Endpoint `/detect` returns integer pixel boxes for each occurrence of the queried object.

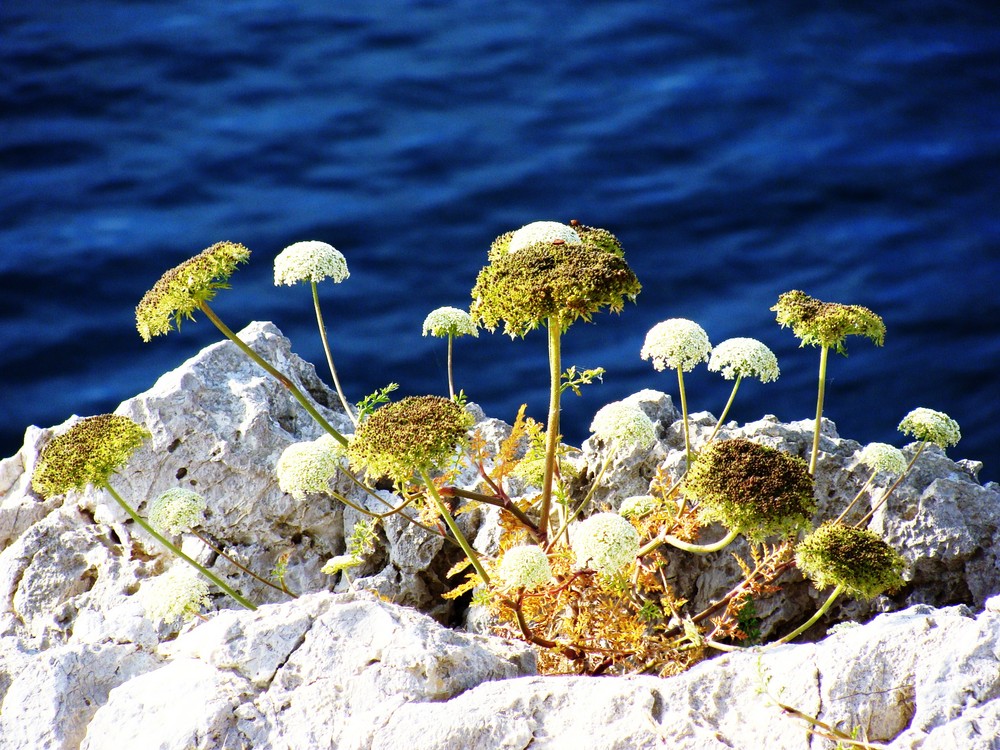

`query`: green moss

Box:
[683,438,816,541]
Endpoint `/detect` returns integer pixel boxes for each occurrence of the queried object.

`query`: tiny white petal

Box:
[857,443,907,475]
[140,566,210,623]
[589,401,656,451]
[496,545,553,590]
[619,495,659,519]
[147,488,207,535]
[276,437,346,500]
[898,407,961,449]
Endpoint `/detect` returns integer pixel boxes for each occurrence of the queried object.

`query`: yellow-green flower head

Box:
[148,488,207,535]
[795,521,905,600]
[683,438,816,542]
[571,512,640,576]
[771,290,885,355]
[708,337,780,383]
[640,318,712,373]
[321,554,363,575]
[472,240,641,338]
[32,414,149,498]
[496,545,553,590]
[273,240,349,285]
[506,221,582,254]
[140,565,211,624]
[136,241,251,342]
[348,395,474,483]
[589,401,656,451]
[898,407,961,449]
[619,494,659,520]
[857,442,907,475]
[422,306,479,338]
[276,436,346,500]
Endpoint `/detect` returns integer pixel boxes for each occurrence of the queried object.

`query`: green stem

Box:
[199,302,348,448]
[103,482,256,610]
[856,442,926,527]
[833,471,877,526]
[446,333,456,401]
[538,318,563,541]
[659,528,739,555]
[677,368,692,471]
[705,376,742,446]
[777,583,844,644]
[546,449,615,553]
[311,281,357,426]
[420,468,490,584]
[809,346,830,476]
[192,530,297,598]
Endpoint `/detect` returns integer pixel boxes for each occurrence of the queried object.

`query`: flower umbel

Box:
[898,407,961,449]
[276,436,347,500]
[140,565,211,624]
[422,307,479,338]
[505,221,582,255]
[619,494,659,519]
[795,522,905,600]
[589,401,656,452]
[496,545,553,590]
[683,439,816,542]
[640,319,711,373]
[274,241,349,285]
[772,290,885,355]
[857,442,907,475]
[136,241,250,341]
[708,338,780,383]
[572,512,640,577]
[32,414,149,497]
[148,488,208,535]
[349,395,473,483]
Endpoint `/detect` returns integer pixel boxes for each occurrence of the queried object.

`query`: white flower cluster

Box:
[140,565,210,623]
[421,306,479,338]
[507,221,581,253]
[147,487,207,535]
[589,401,656,451]
[571,512,640,576]
[898,407,961,449]
[640,318,711,373]
[273,241,350,285]
[276,434,349,500]
[707,337,780,383]
[496,545,553,590]
[619,494,659,519]
[858,442,907,475]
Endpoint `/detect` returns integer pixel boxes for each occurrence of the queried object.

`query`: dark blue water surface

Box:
[2,1,999,480]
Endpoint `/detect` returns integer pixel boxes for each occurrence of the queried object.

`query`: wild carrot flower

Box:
[273,240,349,285]
[140,565,211,624]
[148,488,207,535]
[619,494,659,519]
[136,241,250,341]
[795,522,904,600]
[422,307,478,338]
[31,414,149,498]
[858,442,907,475]
[640,319,711,373]
[708,337,779,383]
[496,545,553,590]
[572,512,640,576]
[898,407,961,449]
[502,220,582,255]
[589,401,656,452]
[276,436,347,500]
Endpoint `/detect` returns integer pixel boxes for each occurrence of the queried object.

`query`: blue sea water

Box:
[2,1,999,481]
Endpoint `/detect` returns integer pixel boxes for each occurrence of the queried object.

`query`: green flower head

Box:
[148,488,207,535]
[136,241,251,342]
[857,442,907,475]
[640,319,712,373]
[422,306,479,338]
[795,521,905,600]
[571,512,640,577]
[619,494,659,520]
[683,438,816,542]
[708,337,780,383]
[898,407,961,449]
[274,240,349,285]
[321,554,363,576]
[496,545,553,590]
[276,436,347,500]
[589,401,656,451]
[32,414,149,498]
[472,237,641,337]
[348,395,474,483]
[772,290,885,355]
[140,565,211,624]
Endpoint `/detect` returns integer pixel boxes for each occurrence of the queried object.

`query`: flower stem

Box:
[705,375,742,446]
[657,528,739,555]
[538,318,563,541]
[856,442,925,527]
[833,471,877,526]
[199,301,348,448]
[311,281,357,426]
[446,333,456,401]
[103,482,256,610]
[420,468,490,584]
[809,346,830,475]
[677,368,692,470]
[777,583,845,644]
[191,530,297,598]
